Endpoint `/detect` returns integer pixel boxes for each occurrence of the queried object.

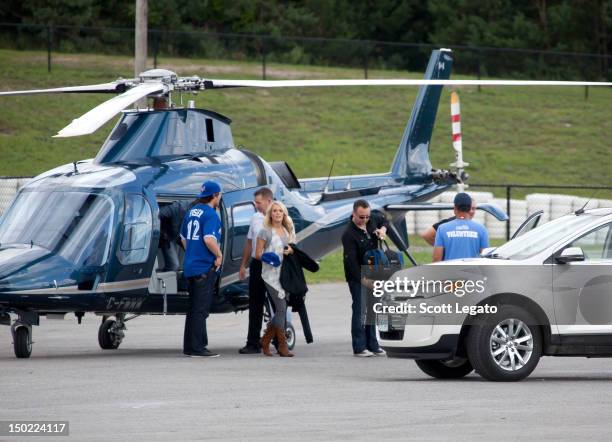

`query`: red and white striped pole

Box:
[450,91,468,190]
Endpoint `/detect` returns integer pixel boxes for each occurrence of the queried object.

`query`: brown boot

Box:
[260,323,275,357]
[276,326,294,357]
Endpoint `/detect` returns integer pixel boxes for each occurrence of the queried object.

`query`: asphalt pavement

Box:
[1,283,612,441]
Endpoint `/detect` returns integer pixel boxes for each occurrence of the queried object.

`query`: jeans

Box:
[246,259,267,347]
[348,280,380,354]
[160,241,180,271]
[264,283,287,330]
[183,267,217,353]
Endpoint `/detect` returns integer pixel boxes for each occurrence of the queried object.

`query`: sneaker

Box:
[188,349,220,358]
[353,350,374,357]
[239,344,261,354]
[371,348,386,357]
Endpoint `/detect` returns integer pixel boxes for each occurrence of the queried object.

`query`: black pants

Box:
[183,268,217,354]
[348,280,380,354]
[246,259,267,347]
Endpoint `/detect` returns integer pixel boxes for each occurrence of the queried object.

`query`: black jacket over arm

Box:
[280,244,319,344]
[341,211,389,284]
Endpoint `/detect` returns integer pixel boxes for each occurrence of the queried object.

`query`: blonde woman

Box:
[255,201,296,357]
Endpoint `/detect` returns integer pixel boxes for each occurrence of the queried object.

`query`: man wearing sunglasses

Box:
[341,199,388,357]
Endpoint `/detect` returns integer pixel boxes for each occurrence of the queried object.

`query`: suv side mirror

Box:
[556,247,585,264]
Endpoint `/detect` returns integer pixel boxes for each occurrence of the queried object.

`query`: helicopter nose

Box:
[0,246,75,293]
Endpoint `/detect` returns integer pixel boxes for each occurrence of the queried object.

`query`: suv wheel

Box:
[415,358,473,379]
[467,305,542,382]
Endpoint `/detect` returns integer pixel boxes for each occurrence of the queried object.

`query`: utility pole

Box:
[134,0,148,107]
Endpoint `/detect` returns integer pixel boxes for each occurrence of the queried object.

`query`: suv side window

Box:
[568,223,611,261]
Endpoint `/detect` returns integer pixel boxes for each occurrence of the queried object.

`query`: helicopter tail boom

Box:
[390,49,453,182]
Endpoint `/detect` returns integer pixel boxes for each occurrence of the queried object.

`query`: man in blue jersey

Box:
[180,180,223,358]
[433,192,489,262]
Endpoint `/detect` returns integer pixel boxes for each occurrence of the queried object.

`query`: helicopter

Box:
[0,48,606,359]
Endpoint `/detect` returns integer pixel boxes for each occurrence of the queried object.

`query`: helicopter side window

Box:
[118,194,153,265]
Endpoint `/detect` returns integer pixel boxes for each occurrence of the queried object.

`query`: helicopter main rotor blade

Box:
[204,78,612,88]
[0,82,124,96]
[54,83,165,138]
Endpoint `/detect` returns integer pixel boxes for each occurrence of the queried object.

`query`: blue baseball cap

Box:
[261,252,281,268]
[198,180,222,198]
[454,192,472,209]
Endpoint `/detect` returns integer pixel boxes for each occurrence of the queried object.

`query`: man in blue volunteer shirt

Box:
[433,192,489,262]
[180,180,223,358]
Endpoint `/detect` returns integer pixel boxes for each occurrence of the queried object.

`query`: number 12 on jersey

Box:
[186,220,200,240]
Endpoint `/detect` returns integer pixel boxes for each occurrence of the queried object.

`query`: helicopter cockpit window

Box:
[118,194,153,265]
[0,190,114,267]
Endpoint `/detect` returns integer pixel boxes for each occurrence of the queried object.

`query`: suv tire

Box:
[467,305,542,382]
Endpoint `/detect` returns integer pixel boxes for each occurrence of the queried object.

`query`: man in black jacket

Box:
[341,199,388,357]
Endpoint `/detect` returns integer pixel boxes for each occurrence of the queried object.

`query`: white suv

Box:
[378,208,612,381]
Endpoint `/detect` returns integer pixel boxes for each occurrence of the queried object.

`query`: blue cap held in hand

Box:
[261,252,281,267]
[198,180,222,198]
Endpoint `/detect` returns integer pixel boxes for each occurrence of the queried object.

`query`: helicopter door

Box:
[230,202,257,262]
[115,194,156,294]
[511,210,544,240]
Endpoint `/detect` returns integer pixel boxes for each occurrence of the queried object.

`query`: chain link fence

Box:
[0,177,31,215]
[0,23,610,81]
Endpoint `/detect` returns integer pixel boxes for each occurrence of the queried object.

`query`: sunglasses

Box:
[357,215,370,220]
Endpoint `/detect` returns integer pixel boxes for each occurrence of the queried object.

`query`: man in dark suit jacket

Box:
[341,199,388,358]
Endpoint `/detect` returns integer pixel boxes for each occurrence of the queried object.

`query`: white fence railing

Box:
[407,191,612,238]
